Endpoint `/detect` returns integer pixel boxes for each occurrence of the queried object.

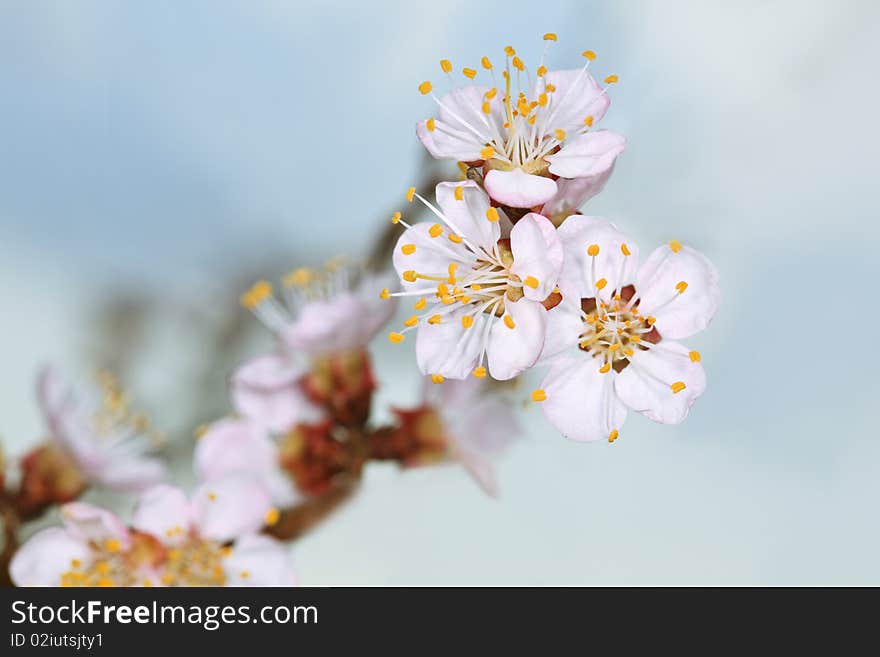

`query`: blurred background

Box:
[2,0,879,584]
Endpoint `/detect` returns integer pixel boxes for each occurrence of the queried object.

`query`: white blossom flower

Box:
[415,35,626,209]
[386,180,562,380]
[36,366,167,492]
[236,261,395,432]
[533,216,720,442]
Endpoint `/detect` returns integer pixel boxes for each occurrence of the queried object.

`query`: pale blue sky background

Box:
[1,1,878,584]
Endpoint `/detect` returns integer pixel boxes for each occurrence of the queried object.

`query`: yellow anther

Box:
[441,294,455,305]
[426,117,436,132]
[486,207,500,223]
[538,92,548,106]
[161,573,175,585]
[96,561,110,575]
[458,295,471,304]
[485,88,498,100]
[406,186,416,202]
[414,297,427,310]
[480,145,496,159]
[646,316,656,325]
[531,388,547,402]
[543,32,558,41]
[391,211,401,224]
[545,83,556,92]
[512,56,524,71]
[584,115,594,127]
[418,80,432,95]
[447,262,458,278]
[404,315,419,327]
[380,288,390,300]
[554,128,566,141]
[97,577,115,587]
[454,186,464,201]
[537,66,548,78]
[71,559,82,569]
[388,332,405,344]
[504,46,516,57]
[671,381,687,394]
[448,233,463,244]
[428,314,443,324]
[675,281,689,294]
[240,280,272,309]
[104,538,121,553]
[689,351,701,362]
[440,59,452,73]
[595,278,608,290]
[630,335,642,343]
[669,240,683,253]
[482,56,493,70]
[265,507,280,526]
[599,362,611,374]
[282,267,313,288]
[503,314,516,329]
[428,223,443,238]
[608,343,620,352]
[482,101,492,114]
[582,50,596,60]
[524,276,539,289]
[240,570,250,579]
[587,244,600,257]
[608,429,619,443]
[436,283,449,296]
[403,270,417,282]
[431,374,445,384]
[624,348,634,356]
[208,492,217,501]
[621,243,631,256]
[463,67,477,79]
[472,366,487,378]
[604,74,619,84]
[471,283,482,291]
[461,315,474,329]
[401,243,416,256]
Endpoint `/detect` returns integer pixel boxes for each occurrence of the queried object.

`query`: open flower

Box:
[11,478,295,587]
[387,181,562,380]
[371,377,521,497]
[534,216,720,442]
[415,35,626,209]
[34,366,167,493]
[235,261,394,432]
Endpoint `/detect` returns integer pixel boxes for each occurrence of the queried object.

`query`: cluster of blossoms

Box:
[386,35,720,443]
[1,35,719,587]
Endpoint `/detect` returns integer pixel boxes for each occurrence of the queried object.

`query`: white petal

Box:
[542,166,617,218]
[223,534,297,587]
[557,214,639,303]
[484,168,558,208]
[192,475,273,543]
[92,457,167,492]
[131,484,194,545]
[546,130,626,179]
[421,85,505,160]
[537,296,582,364]
[438,380,521,456]
[537,68,610,135]
[452,445,499,498]
[231,353,321,433]
[509,212,563,302]
[636,243,721,340]
[353,271,399,338]
[10,527,91,587]
[614,341,707,424]
[415,307,486,379]
[417,118,483,161]
[392,222,475,291]
[281,292,369,355]
[435,180,501,251]
[540,354,627,442]
[60,502,131,548]
[487,298,546,380]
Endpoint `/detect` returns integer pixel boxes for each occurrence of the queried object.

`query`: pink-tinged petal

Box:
[546,130,626,179]
[60,502,131,548]
[431,85,505,152]
[417,118,483,161]
[542,165,617,218]
[436,379,521,456]
[223,534,297,587]
[415,307,487,380]
[192,476,273,543]
[557,215,639,303]
[486,298,546,380]
[540,354,627,442]
[92,457,167,492]
[509,212,563,302]
[636,243,721,340]
[131,484,194,545]
[614,341,707,424]
[484,168,558,208]
[231,353,321,433]
[537,296,582,364]
[280,292,366,355]
[452,445,499,498]
[435,180,501,251]
[36,365,69,419]
[537,68,610,135]
[392,222,475,291]
[354,271,399,339]
[10,527,91,587]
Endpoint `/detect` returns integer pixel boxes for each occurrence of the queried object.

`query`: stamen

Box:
[486,207,500,222]
[670,381,687,394]
[440,59,452,73]
[669,240,683,253]
[503,314,516,329]
[608,429,619,443]
[431,374,445,384]
[587,244,600,256]
[689,351,701,362]
[418,81,432,95]
[472,367,487,378]
[675,281,688,294]
[463,67,477,79]
[531,389,547,402]
[388,332,405,344]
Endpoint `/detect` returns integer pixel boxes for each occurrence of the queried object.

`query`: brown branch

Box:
[266,478,359,542]
[0,494,21,588]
